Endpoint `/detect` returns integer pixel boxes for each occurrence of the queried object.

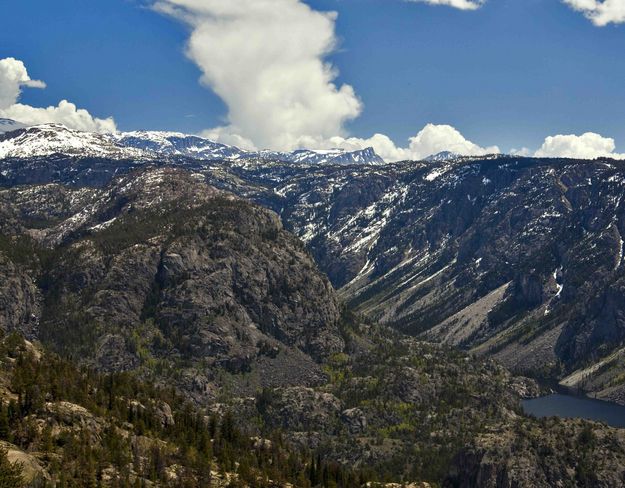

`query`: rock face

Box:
[1,440,48,484]
[0,252,40,338]
[444,418,625,488]
[0,168,343,400]
[261,386,343,432]
[221,155,625,391]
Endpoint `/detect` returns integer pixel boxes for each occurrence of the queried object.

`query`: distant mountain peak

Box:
[0,123,145,159]
[113,130,242,160]
[424,151,462,162]
[276,146,384,165]
[0,122,386,165]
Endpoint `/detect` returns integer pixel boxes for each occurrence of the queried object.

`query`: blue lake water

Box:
[522,393,625,428]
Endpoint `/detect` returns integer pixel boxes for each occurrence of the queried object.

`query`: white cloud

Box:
[510,147,532,157]
[404,0,485,10]
[563,0,625,26]
[154,0,362,151]
[1,101,117,134]
[405,123,499,159]
[199,126,257,151]
[534,132,625,159]
[0,57,116,133]
[0,57,46,110]
[303,124,499,162]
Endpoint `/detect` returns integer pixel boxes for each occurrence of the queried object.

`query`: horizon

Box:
[6,117,625,163]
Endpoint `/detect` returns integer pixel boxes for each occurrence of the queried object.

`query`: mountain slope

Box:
[213,155,625,397]
[3,131,625,400]
[4,164,625,486]
[0,168,343,402]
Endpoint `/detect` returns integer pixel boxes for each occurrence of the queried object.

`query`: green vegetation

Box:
[0,446,23,488]
[256,324,522,485]
[0,334,370,487]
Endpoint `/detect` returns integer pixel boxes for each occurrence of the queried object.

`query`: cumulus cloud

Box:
[154,0,362,151]
[0,57,46,109]
[563,0,625,26]
[404,0,485,11]
[404,123,499,159]
[534,132,625,159]
[510,147,532,157]
[0,57,116,133]
[200,126,257,151]
[1,100,117,133]
[301,124,499,161]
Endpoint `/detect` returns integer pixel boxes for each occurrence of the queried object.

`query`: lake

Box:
[522,393,625,428]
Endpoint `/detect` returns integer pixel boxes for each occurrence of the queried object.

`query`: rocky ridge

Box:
[0,168,343,402]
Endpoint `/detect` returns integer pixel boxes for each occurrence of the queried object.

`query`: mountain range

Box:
[2,120,625,486]
[3,121,625,401]
[0,122,385,165]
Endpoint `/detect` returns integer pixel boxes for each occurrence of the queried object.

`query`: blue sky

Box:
[0,0,624,160]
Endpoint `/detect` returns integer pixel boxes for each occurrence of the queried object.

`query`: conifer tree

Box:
[0,403,8,441]
[0,447,23,488]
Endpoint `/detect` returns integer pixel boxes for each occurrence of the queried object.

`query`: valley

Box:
[3,124,625,401]
[1,123,625,486]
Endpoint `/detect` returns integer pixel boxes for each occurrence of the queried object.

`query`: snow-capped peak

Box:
[285,147,384,165]
[0,123,146,159]
[113,130,244,160]
[424,151,462,162]
[0,122,386,165]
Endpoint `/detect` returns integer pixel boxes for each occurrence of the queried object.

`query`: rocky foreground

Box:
[2,323,625,487]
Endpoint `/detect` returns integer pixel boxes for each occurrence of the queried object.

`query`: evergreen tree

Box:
[0,447,23,488]
[0,403,8,441]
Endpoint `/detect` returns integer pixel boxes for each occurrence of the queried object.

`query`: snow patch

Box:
[89,217,118,232]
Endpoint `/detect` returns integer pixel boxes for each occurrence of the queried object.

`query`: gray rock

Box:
[0,253,40,338]
[0,168,345,402]
[341,407,367,434]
